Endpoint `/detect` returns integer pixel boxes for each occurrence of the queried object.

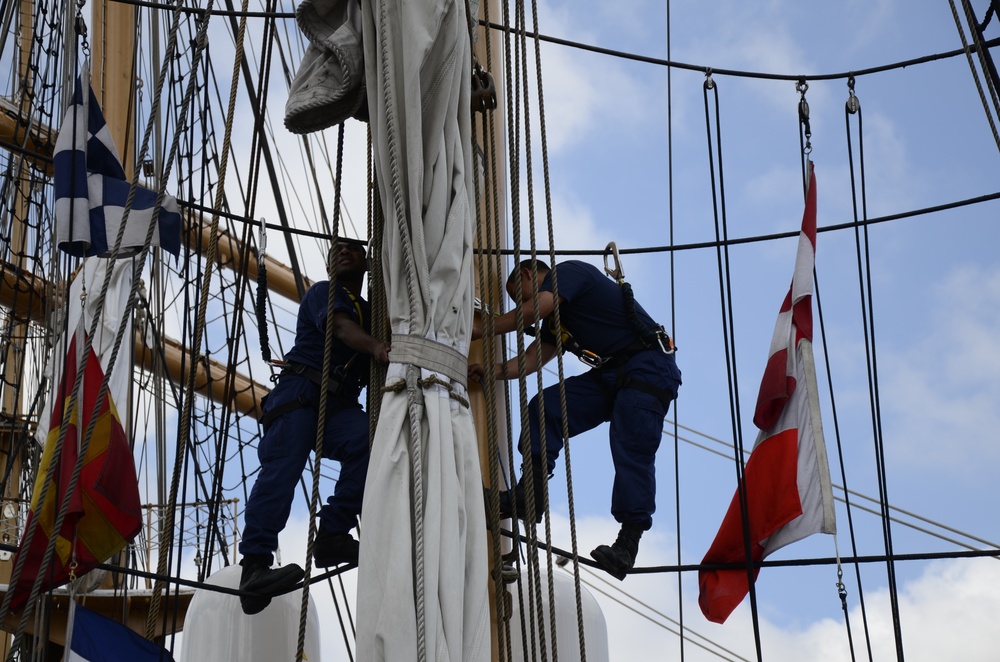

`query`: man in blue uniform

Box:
[471,259,681,580]
[239,238,390,614]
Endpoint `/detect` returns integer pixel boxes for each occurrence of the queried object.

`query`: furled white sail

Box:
[355,0,489,660]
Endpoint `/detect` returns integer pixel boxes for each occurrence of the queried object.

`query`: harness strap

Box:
[617,374,676,409]
[284,361,347,394]
[259,394,317,432]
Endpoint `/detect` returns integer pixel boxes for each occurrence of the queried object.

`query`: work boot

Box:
[498,461,547,524]
[239,555,304,615]
[314,529,359,567]
[590,523,644,581]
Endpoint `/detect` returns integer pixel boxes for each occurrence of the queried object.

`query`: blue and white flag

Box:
[53,63,181,258]
[65,602,175,662]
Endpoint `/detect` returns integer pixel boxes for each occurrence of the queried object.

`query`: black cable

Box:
[100,0,1000,83]
[703,75,763,662]
[473,190,1000,257]
[479,21,1000,82]
[842,81,878,662]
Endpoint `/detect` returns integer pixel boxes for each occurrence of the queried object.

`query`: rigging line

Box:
[815,252,865,662]
[664,0,686,659]
[525,0,589,656]
[109,0,1000,99]
[298,123,345,662]
[186,40,252,582]
[499,0,540,657]
[845,76,905,662]
[513,0,561,655]
[0,6,191,641]
[657,419,1000,553]
[573,563,753,662]
[221,0,307,301]
[479,20,1000,83]
[147,0,234,641]
[8,124,996,252]
[198,203,259,577]
[473,4,512,648]
[0,539,353,593]
[474,191,1000,257]
[963,0,1000,117]
[269,32,335,240]
[326,572,358,662]
[110,0,295,18]
[703,73,763,661]
[500,525,1000,576]
[950,0,1000,154]
[132,295,233,525]
[840,80,876,662]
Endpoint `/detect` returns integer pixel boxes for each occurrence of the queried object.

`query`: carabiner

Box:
[603,241,625,284]
[579,349,605,368]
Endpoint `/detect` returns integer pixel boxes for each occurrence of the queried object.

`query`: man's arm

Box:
[331,311,390,365]
[472,291,559,340]
[469,339,557,383]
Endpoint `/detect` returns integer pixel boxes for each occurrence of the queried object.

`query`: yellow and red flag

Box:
[10,323,141,609]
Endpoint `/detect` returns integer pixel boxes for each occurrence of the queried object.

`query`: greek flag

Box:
[66,602,175,661]
[53,64,181,258]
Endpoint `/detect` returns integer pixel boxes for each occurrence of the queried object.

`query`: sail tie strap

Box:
[390,333,468,388]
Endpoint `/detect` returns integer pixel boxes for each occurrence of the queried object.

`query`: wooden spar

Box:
[138,330,268,418]
[0,259,271,418]
[469,15,510,662]
[0,96,54,175]
[0,99,310,306]
[91,0,136,177]
[187,213,312,304]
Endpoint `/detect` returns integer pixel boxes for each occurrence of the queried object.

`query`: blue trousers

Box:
[240,374,369,563]
[526,349,680,530]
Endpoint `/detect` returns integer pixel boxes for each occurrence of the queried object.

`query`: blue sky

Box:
[141,0,1000,658]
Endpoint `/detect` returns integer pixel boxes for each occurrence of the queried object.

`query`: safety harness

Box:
[531,243,678,409]
[259,286,365,432]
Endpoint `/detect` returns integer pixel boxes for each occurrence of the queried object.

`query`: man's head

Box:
[505,259,550,302]
[327,238,368,279]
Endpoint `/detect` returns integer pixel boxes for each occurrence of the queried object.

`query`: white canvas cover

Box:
[35,258,134,448]
[179,565,321,661]
[356,0,489,660]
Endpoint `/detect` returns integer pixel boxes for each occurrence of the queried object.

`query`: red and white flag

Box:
[698,162,836,624]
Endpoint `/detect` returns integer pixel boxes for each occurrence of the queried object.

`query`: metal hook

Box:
[704,68,715,90]
[603,241,625,284]
[259,216,267,259]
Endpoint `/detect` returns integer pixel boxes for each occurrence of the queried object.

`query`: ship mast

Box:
[469,12,510,661]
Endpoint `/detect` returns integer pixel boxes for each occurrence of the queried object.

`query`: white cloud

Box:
[880,264,1000,475]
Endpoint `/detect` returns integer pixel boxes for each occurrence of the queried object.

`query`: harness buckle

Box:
[654,328,676,355]
[579,349,606,368]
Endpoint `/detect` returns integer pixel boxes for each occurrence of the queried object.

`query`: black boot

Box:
[239,555,305,615]
[314,529,359,567]
[498,461,547,524]
[590,523,644,581]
